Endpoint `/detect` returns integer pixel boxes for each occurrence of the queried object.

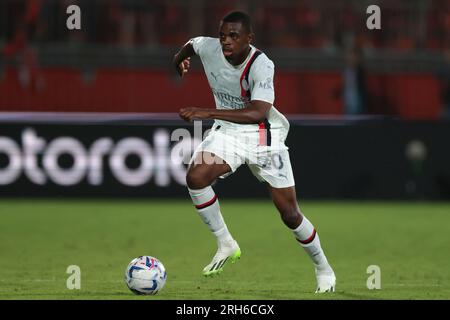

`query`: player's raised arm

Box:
[173,41,196,78]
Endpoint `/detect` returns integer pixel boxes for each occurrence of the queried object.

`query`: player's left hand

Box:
[179,107,212,122]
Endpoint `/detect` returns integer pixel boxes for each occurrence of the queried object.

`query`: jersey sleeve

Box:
[190,36,209,58]
[249,58,275,105]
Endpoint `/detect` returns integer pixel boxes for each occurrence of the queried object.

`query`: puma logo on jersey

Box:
[210,72,218,81]
[278,173,288,179]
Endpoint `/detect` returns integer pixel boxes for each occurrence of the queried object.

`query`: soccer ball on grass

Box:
[124,256,167,295]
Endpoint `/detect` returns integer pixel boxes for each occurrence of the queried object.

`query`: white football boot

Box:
[315,266,336,293]
[202,239,241,276]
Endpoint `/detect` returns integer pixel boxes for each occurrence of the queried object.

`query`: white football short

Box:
[190,124,295,189]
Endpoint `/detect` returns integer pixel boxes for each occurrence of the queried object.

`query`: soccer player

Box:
[173,11,336,293]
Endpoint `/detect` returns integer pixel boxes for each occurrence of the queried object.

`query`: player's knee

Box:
[186,168,209,189]
[279,205,302,229]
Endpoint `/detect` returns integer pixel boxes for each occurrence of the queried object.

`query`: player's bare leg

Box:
[186,152,241,276]
[268,185,336,293]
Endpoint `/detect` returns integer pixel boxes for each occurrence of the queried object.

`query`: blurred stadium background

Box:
[0,0,449,117]
[0,0,449,300]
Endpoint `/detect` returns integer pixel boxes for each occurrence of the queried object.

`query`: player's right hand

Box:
[179,107,211,122]
[176,58,190,78]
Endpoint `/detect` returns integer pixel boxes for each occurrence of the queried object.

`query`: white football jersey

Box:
[190,36,290,142]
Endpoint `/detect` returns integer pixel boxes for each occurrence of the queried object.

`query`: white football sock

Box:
[188,186,234,245]
[292,216,332,272]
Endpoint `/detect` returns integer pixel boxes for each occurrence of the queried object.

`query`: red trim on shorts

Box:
[296,229,317,245]
[258,122,267,146]
[195,195,218,210]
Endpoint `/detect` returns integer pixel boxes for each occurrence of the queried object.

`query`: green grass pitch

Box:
[0,199,449,300]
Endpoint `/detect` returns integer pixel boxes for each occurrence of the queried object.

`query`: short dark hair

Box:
[222,11,252,33]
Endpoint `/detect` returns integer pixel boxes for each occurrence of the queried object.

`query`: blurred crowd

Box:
[0,0,449,51]
[0,0,448,118]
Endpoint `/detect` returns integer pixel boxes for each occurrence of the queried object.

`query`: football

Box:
[124,256,167,295]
